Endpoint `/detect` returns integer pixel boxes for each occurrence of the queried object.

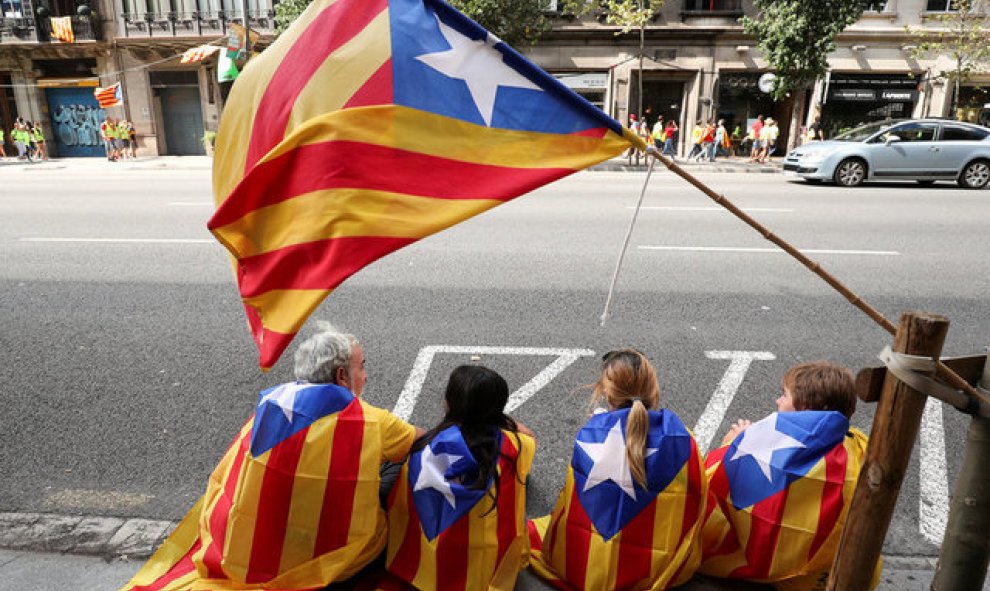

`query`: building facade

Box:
[528,0,990,154]
[0,0,273,157]
[2,0,987,157]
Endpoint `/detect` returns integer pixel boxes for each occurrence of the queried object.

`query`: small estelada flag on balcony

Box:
[49,16,75,43]
[180,44,221,65]
[94,83,123,108]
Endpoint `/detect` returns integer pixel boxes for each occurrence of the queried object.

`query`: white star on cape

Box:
[414,445,463,508]
[729,412,806,482]
[258,383,304,423]
[415,14,541,126]
[577,420,658,500]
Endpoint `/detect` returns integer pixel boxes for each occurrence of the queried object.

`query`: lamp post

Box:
[240,0,250,53]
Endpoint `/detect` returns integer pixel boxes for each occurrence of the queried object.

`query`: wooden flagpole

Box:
[616,133,987,406]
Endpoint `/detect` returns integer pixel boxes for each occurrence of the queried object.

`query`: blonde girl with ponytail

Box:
[528,349,707,591]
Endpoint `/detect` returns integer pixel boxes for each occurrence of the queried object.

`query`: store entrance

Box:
[629,76,685,131]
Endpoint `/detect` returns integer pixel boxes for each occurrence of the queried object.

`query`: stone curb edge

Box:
[0,511,939,570]
[589,163,783,173]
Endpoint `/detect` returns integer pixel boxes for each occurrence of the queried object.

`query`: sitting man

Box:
[699,361,880,591]
[120,323,422,591]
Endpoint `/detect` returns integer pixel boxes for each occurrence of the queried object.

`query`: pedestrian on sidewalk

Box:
[0,127,6,160]
[118,323,425,591]
[662,119,679,158]
[12,121,30,161]
[687,120,704,162]
[100,116,118,161]
[700,361,881,590]
[368,365,537,591]
[748,115,765,162]
[702,120,716,162]
[31,122,47,161]
[127,120,137,158]
[714,119,730,160]
[528,349,706,591]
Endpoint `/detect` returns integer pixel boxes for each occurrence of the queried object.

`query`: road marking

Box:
[168,201,213,206]
[919,398,949,545]
[629,206,793,213]
[393,345,595,421]
[638,246,900,256]
[19,238,213,244]
[694,351,777,454]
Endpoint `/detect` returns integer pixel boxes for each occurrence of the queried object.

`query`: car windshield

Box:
[834,120,900,142]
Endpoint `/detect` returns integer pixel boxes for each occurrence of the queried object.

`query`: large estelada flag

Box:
[372,426,536,590]
[528,409,707,591]
[50,16,74,43]
[119,382,416,591]
[208,0,645,370]
[94,83,123,108]
[180,44,221,64]
[699,411,881,591]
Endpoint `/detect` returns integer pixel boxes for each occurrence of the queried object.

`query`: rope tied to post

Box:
[878,346,990,417]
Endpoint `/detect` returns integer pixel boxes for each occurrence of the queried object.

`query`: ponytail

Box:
[625,399,650,489]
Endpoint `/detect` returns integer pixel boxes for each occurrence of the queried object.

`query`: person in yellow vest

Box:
[31,122,47,161]
[116,119,131,159]
[12,121,30,161]
[0,127,6,159]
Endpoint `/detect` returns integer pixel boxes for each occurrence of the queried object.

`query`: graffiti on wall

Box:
[52,104,103,147]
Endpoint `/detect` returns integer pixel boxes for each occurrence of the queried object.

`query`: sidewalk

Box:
[0,154,781,174]
[0,511,948,591]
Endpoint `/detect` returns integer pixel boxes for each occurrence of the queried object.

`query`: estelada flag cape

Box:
[528,409,707,591]
[208,0,646,371]
[119,382,417,591]
[699,411,881,591]
[372,426,536,591]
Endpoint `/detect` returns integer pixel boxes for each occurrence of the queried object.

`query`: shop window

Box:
[2,0,23,17]
[939,124,988,141]
[926,0,957,11]
[863,0,887,11]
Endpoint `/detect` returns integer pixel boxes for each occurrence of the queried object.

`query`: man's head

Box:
[778,361,856,418]
[293,323,367,396]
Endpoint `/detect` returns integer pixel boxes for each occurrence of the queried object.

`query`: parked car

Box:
[783,118,990,188]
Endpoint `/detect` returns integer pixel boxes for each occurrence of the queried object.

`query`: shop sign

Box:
[37,78,99,88]
[554,72,607,90]
[831,88,877,101]
[880,89,918,101]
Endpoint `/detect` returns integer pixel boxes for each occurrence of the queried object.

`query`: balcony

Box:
[120,8,274,38]
[681,0,743,23]
[1,13,100,43]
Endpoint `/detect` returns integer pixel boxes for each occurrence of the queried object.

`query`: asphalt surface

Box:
[1,163,988,564]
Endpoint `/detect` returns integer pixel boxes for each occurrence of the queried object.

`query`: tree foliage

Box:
[740,0,866,100]
[907,0,990,110]
[599,0,658,34]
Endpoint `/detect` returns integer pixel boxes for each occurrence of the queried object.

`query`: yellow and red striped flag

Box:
[699,411,881,590]
[94,83,123,108]
[49,16,74,43]
[372,427,536,591]
[118,382,418,591]
[180,44,221,64]
[528,409,707,590]
[209,0,644,370]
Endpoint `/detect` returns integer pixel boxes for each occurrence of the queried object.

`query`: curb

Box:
[0,512,175,560]
[589,161,783,174]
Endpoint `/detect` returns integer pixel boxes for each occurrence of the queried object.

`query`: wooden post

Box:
[827,311,950,591]
[931,349,990,590]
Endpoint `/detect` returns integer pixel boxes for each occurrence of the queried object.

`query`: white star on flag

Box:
[258,383,305,423]
[414,445,463,508]
[415,14,541,126]
[577,420,658,500]
[729,412,806,482]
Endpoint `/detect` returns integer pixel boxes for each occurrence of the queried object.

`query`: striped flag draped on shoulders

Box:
[699,411,881,591]
[209,0,642,370]
[372,426,536,591]
[528,409,707,591]
[119,382,418,591]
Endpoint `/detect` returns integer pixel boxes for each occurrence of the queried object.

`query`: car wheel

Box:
[916,180,936,186]
[833,158,867,187]
[957,159,990,189]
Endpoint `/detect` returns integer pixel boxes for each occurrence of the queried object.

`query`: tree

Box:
[907,0,990,116]
[740,0,866,100]
[276,0,588,46]
[599,0,665,126]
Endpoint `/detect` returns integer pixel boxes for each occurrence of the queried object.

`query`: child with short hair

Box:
[700,361,879,591]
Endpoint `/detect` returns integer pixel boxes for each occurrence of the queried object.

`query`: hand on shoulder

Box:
[720,419,752,447]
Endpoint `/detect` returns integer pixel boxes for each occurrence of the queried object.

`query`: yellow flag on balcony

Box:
[50,16,75,43]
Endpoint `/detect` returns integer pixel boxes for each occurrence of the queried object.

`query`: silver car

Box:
[783,119,990,189]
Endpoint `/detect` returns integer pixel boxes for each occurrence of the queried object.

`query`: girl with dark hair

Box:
[529,349,706,591]
[374,365,536,591]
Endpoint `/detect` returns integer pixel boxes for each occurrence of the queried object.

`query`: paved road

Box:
[1,165,987,560]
